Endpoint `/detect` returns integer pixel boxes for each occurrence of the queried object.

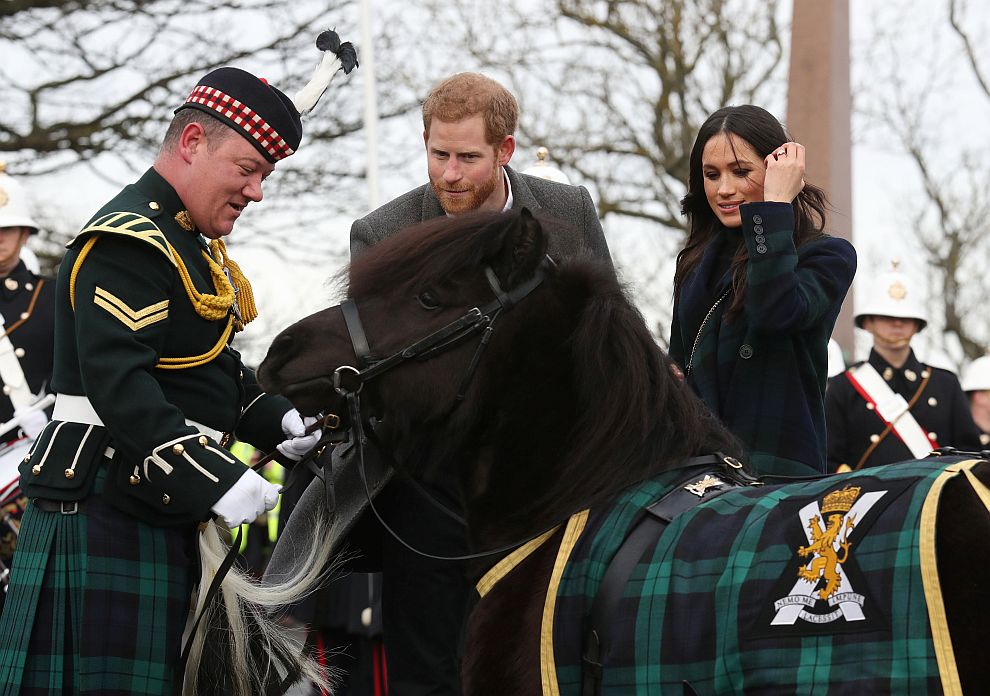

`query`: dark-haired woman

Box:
[668,105,856,476]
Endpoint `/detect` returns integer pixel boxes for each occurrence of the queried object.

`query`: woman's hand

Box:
[763,141,806,203]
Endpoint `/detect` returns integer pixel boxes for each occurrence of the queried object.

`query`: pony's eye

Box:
[417,291,440,310]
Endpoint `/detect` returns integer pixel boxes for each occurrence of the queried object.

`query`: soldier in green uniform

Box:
[0,67,324,695]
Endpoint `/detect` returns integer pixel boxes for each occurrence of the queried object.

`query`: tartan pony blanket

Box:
[479,457,985,695]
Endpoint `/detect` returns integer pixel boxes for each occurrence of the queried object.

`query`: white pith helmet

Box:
[854,260,928,330]
[962,356,990,392]
[827,338,845,378]
[0,163,41,233]
[521,147,571,184]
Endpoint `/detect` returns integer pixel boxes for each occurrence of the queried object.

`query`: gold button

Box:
[162,493,171,505]
[928,397,937,407]
[173,444,185,455]
[23,454,31,463]
[25,282,33,291]
[31,464,41,475]
[129,474,141,485]
[4,278,17,291]
[2,385,11,396]
[905,369,917,382]
[929,432,938,441]
[882,367,894,381]
[866,403,875,411]
[19,312,28,320]
[921,369,931,379]
[870,434,880,443]
[149,201,161,210]
[14,347,24,358]
[981,433,990,446]
[64,468,75,479]
[198,435,208,447]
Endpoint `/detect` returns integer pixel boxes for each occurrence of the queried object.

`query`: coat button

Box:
[4,278,17,291]
[753,215,763,224]
[928,432,938,441]
[870,434,880,443]
[753,224,764,234]
[754,235,766,244]
[928,397,938,407]
[739,344,754,359]
[64,468,75,479]
[866,402,875,410]
[14,347,24,358]
[162,493,171,505]
[173,444,185,455]
[756,244,768,254]
[149,201,161,211]
[2,385,10,395]
[25,282,33,291]
[129,474,141,485]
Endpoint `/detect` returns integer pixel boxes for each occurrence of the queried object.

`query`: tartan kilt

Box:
[549,458,970,695]
[0,471,196,696]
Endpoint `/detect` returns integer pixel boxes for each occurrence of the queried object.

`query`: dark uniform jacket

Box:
[825,348,983,471]
[20,168,292,526]
[0,260,54,440]
[669,202,857,477]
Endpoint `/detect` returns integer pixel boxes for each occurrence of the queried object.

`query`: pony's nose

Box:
[258,333,296,388]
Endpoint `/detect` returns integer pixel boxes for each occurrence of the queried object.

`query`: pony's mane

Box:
[502,258,742,529]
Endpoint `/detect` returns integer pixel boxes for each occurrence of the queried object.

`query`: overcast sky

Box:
[12,0,989,369]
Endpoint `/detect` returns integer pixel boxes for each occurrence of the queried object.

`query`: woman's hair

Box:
[674,105,830,319]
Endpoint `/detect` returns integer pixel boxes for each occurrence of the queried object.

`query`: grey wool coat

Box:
[349,165,612,264]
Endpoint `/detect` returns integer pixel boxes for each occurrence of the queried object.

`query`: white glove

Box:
[15,406,48,440]
[210,468,280,528]
[276,409,321,461]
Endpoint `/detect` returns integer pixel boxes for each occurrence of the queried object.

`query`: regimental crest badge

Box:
[770,485,887,627]
[0,187,8,208]
[888,281,907,300]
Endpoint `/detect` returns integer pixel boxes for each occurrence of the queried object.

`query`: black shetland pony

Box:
[257,209,990,695]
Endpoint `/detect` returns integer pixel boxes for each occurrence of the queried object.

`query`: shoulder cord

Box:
[69,233,253,369]
[854,369,933,470]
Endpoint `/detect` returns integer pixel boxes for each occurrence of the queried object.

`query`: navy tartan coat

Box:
[669,202,857,476]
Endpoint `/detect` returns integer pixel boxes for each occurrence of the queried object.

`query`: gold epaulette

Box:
[70,212,178,266]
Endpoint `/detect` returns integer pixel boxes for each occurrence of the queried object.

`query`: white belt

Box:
[52,394,226,443]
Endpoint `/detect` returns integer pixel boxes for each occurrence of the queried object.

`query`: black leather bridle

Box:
[330,256,559,562]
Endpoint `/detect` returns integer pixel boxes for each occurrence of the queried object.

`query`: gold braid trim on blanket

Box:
[541,510,589,696]
[919,459,984,696]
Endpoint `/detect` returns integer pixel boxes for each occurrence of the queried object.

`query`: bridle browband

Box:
[330,256,558,562]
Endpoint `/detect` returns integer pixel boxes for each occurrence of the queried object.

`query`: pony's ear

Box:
[488,207,547,287]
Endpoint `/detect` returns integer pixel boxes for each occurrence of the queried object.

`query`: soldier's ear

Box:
[178,122,207,163]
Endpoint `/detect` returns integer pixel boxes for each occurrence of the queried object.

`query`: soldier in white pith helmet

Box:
[825,261,982,471]
[0,165,54,443]
[961,355,990,447]
[0,164,55,613]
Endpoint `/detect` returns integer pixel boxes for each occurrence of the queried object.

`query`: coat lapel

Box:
[505,166,542,212]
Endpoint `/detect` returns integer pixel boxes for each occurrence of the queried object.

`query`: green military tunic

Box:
[0,167,292,695]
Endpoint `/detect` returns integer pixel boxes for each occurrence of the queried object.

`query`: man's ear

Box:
[496,134,515,167]
[178,122,207,164]
[485,207,547,288]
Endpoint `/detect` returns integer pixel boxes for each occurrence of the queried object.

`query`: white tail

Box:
[182,513,339,695]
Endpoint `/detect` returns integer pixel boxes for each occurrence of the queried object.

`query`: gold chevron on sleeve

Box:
[93,286,170,331]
